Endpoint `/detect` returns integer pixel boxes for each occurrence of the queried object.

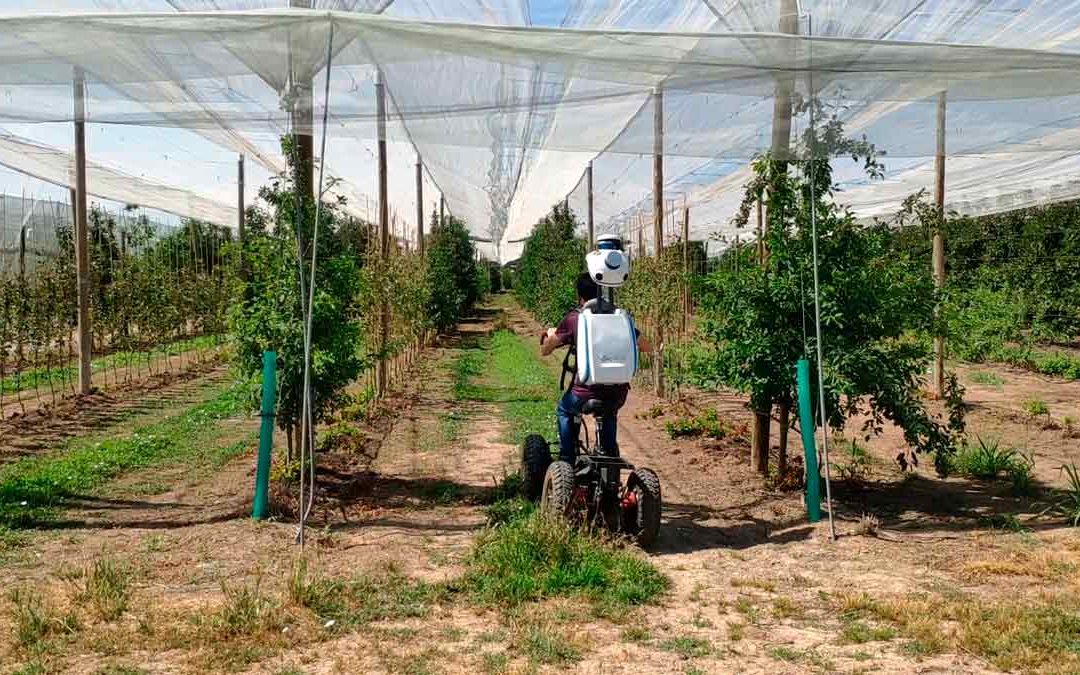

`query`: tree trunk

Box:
[751,407,771,475]
[777,399,790,475]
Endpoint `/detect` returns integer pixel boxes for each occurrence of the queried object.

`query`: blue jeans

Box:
[556,390,619,463]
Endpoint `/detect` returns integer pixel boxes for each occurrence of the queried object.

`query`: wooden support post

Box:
[652,86,665,398]
[18,225,26,281]
[415,154,424,256]
[752,0,799,476]
[375,71,390,397]
[73,70,92,395]
[932,91,947,398]
[586,162,594,248]
[290,0,314,201]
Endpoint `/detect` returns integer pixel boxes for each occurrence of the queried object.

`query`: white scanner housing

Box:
[576,307,638,386]
[586,234,630,288]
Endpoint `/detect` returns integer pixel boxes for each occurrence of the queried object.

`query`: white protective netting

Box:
[2,2,1080,261]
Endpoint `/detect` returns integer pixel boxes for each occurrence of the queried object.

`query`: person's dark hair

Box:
[576,272,598,302]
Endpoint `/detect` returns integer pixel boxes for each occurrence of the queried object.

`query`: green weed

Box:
[484,496,534,527]
[0,525,29,551]
[480,652,509,675]
[8,587,79,652]
[440,410,467,443]
[80,557,132,621]
[840,619,898,644]
[620,625,651,643]
[1049,463,1080,526]
[772,596,802,618]
[968,370,1005,387]
[419,480,465,505]
[451,349,487,401]
[288,560,445,629]
[766,645,800,661]
[1023,398,1051,419]
[665,408,728,440]
[317,421,365,453]
[951,436,1033,490]
[515,621,582,665]
[727,621,746,641]
[660,635,711,658]
[210,577,281,638]
[835,438,873,482]
[463,511,668,609]
[94,667,149,675]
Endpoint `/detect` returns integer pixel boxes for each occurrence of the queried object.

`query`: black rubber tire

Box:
[624,468,661,548]
[541,461,575,518]
[521,434,552,502]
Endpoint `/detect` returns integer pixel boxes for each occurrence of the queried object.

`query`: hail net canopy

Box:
[2,1,1080,262]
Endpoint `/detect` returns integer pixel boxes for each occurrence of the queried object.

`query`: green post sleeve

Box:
[252,351,277,520]
[797,358,822,523]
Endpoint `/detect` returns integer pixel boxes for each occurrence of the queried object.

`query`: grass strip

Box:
[0,379,249,527]
[451,329,558,446]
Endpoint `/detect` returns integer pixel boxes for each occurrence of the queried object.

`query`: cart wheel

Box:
[541,461,575,517]
[623,468,661,548]
[521,434,552,502]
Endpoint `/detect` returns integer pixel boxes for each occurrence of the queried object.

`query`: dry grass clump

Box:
[833,588,1080,674]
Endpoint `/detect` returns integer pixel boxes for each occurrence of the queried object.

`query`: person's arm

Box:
[542,312,577,357]
[540,327,562,356]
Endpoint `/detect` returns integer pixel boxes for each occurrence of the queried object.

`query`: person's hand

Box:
[540,327,557,348]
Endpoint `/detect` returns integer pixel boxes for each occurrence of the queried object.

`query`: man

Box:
[540,272,652,462]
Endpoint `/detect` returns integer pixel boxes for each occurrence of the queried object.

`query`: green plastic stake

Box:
[797,359,822,523]
[252,351,277,520]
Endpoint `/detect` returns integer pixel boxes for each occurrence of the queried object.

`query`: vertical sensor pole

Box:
[416,155,424,255]
[253,351,278,520]
[375,70,390,397]
[797,359,822,523]
[586,161,594,249]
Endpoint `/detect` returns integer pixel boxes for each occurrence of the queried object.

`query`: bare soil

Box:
[1,297,1078,674]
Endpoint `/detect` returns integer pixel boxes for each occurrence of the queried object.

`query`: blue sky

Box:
[529,0,566,26]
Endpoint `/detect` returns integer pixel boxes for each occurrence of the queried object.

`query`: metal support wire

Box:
[806,13,836,541]
[297,22,335,548]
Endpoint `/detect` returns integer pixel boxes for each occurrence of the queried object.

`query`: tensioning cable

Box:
[298,22,336,548]
[805,13,837,542]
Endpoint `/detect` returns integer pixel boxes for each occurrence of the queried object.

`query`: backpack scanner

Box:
[559,236,638,391]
